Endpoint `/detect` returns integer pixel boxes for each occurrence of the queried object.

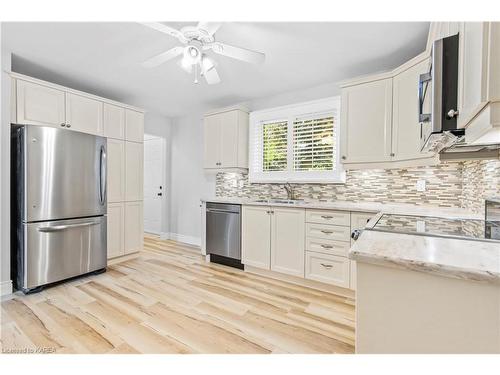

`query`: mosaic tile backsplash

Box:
[215,160,500,213]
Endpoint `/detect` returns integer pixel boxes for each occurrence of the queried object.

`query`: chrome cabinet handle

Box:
[38,221,99,232]
[66,123,71,128]
[60,123,66,127]
[320,230,333,234]
[320,263,333,269]
[320,244,333,249]
[321,215,333,219]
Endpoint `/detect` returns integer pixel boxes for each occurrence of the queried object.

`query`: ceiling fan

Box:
[140,22,265,85]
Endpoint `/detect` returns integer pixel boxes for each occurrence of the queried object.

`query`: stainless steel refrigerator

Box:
[11,124,107,293]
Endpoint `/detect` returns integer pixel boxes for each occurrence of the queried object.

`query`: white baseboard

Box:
[160,232,201,247]
[0,280,13,297]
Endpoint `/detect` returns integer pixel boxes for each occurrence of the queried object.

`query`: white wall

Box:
[167,81,339,245]
[143,112,172,235]
[168,113,215,245]
[1,24,13,295]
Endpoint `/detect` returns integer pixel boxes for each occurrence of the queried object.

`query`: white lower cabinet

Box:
[107,203,125,259]
[242,206,271,269]
[270,207,305,277]
[305,252,351,289]
[124,201,144,255]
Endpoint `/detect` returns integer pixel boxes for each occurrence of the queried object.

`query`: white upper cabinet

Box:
[392,57,434,161]
[104,103,125,139]
[107,138,126,203]
[125,109,144,143]
[457,22,500,129]
[340,78,393,164]
[270,207,305,278]
[16,80,65,127]
[65,93,103,135]
[204,108,248,170]
[125,141,144,201]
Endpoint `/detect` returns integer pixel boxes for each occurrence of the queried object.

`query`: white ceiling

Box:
[2,22,429,117]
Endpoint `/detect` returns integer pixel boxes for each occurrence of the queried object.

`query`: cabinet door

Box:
[104,103,125,139]
[125,141,144,201]
[204,114,221,168]
[125,109,144,143]
[392,59,435,161]
[242,206,271,269]
[458,22,488,128]
[107,202,125,259]
[107,138,125,203]
[220,110,239,168]
[271,207,305,277]
[16,80,65,127]
[340,78,393,163]
[124,201,143,254]
[65,93,103,135]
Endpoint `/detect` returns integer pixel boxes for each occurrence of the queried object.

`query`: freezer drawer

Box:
[18,216,107,290]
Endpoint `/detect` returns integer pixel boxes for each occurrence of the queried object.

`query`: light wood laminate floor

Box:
[0,235,355,354]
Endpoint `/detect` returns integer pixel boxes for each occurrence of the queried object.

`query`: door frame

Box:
[143,133,167,236]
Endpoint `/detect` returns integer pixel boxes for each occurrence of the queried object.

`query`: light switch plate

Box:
[416,180,426,192]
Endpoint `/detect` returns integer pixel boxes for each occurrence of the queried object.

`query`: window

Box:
[249,97,344,183]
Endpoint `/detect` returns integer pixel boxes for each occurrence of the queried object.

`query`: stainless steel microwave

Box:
[419,33,464,153]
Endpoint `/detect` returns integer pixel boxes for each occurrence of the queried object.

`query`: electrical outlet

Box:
[232,180,238,188]
[416,180,426,192]
[238,180,244,188]
[416,220,426,233]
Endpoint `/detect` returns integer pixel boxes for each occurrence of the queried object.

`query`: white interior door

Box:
[143,134,164,234]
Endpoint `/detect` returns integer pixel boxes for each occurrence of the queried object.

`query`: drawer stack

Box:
[304,209,351,288]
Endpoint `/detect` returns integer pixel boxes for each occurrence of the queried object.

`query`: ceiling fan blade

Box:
[204,67,221,85]
[210,42,265,64]
[197,22,222,36]
[142,46,184,68]
[140,22,187,43]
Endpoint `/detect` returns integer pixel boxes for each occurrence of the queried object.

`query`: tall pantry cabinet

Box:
[11,73,145,261]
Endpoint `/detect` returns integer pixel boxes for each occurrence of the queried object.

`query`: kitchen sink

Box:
[252,199,306,205]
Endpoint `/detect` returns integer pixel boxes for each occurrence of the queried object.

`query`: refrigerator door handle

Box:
[99,145,106,205]
[37,221,99,232]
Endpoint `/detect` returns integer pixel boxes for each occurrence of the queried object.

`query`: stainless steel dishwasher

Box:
[206,202,243,269]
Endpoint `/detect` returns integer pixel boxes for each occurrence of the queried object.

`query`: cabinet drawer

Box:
[306,223,351,242]
[306,209,350,226]
[305,252,350,288]
[306,237,350,257]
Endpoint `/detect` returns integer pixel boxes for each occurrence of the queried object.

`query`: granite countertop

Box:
[349,230,500,283]
[201,196,482,220]
[202,196,498,282]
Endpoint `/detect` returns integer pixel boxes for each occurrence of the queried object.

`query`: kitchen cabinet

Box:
[124,201,143,254]
[242,206,271,269]
[305,252,350,289]
[104,103,125,139]
[125,141,144,201]
[204,109,248,170]
[125,109,144,143]
[65,93,103,135]
[107,138,126,203]
[107,202,125,259]
[340,78,393,164]
[270,207,305,277]
[16,79,65,127]
[392,58,434,161]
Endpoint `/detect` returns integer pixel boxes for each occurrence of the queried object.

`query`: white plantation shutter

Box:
[293,113,336,171]
[248,97,344,183]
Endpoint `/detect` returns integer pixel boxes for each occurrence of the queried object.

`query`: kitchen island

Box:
[350,229,500,353]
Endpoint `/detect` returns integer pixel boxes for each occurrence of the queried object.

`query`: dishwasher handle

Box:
[206,208,240,214]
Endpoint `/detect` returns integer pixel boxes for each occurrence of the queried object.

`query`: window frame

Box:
[248,97,345,184]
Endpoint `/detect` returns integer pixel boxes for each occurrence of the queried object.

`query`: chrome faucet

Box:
[284,182,297,200]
